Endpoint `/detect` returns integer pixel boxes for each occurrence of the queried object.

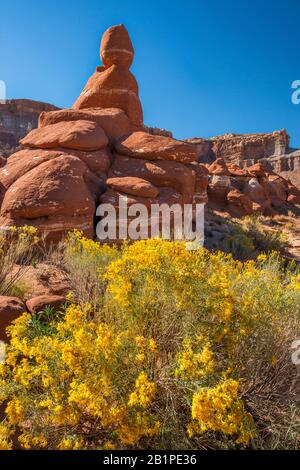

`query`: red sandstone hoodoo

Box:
[0,24,299,242]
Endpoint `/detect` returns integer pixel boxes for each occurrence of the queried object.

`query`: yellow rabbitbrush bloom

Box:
[288,273,300,291]
[0,298,160,449]
[57,436,85,450]
[0,423,13,450]
[18,433,48,450]
[128,372,157,409]
[0,238,299,449]
[175,339,215,380]
[190,379,256,445]
[5,399,25,425]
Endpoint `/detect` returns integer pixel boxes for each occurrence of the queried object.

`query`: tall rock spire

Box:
[100,24,134,68]
[73,24,143,127]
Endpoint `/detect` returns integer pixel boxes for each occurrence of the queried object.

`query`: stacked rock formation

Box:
[0,24,208,242]
[207,158,300,217]
[0,25,299,242]
[102,131,208,236]
[73,24,143,128]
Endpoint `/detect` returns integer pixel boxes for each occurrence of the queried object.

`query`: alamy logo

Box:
[291,80,300,105]
[95,196,204,250]
[0,80,6,104]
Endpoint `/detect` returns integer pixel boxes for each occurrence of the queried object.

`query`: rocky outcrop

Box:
[73,25,143,127]
[256,151,300,189]
[210,130,289,164]
[188,131,300,189]
[207,159,300,217]
[107,154,203,204]
[115,131,197,163]
[38,107,131,142]
[0,99,59,157]
[26,294,65,314]
[0,296,26,341]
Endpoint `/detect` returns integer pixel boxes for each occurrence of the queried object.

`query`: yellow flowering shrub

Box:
[0,303,160,449]
[189,379,255,445]
[0,236,299,449]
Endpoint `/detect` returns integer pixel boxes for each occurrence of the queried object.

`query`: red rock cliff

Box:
[0,99,59,157]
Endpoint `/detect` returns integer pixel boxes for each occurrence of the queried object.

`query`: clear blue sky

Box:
[1,0,300,147]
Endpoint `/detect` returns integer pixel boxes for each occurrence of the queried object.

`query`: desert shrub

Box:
[62,231,119,308]
[0,226,39,295]
[241,215,290,253]
[0,237,299,450]
[221,226,255,259]
[221,216,291,259]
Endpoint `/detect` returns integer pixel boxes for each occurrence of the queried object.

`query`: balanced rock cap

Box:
[100,24,134,69]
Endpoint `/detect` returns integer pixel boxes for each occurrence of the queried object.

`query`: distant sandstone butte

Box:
[0,24,299,242]
[0,99,59,157]
[187,130,300,188]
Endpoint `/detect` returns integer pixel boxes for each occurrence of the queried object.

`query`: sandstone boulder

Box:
[70,148,111,175]
[287,183,300,204]
[107,176,159,198]
[10,263,71,300]
[109,154,196,202]
[115,132,197,164]
[247,162,272,177]
[227,163,249,177]
[0,296,26,341]
[208,158,230,176]
[0,148,111,199]
[0,149,63,190]
[100,24,134,69]
[72,66,143,127]
[227,188,253,217]
[39,108,131,142]
[0,155,95,240]
[208,175,231,205]
[243,177,271,213]
[20,120,108,151]
[26,294,65,314]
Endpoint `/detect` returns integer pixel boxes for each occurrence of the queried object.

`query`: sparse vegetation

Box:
[221,226,255,260]
[0,226,39,295]
[241,215,291,253]
[220,215,291,259]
